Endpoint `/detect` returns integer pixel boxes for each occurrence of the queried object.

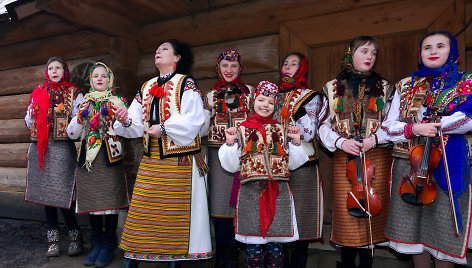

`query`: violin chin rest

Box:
[400,193,424,206]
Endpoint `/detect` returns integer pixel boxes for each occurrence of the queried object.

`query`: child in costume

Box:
[67,62,129,267]
[218,81,308,267]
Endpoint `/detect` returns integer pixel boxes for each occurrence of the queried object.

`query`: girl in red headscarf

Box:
[25,56,83,257]
[219,80,308,267]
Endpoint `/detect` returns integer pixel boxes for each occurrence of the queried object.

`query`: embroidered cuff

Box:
[335,136,344,150]
[290,141,301,146]
[226,138,238,146]
[122,117,132,128]
[371,133,378,148]
[160,122,166,135]
[404,123,417,139]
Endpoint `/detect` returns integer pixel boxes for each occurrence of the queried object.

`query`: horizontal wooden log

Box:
[0,143,29,168]
[0,119,30,143]
[282,0,453,47]
[0,167,26,192]
[138,0,398,52]
[0,12,82,46]
[0,30,111,71]
[137,35,279,80]
[0,55,111,96]
[0,94,29,120]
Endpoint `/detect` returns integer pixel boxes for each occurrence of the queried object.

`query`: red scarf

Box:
[240,112,280,237]
[278,56,309,93]
[29,66,76,170]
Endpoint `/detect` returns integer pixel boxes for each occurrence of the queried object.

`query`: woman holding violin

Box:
[319,36,393,268]
[382,31,472,267]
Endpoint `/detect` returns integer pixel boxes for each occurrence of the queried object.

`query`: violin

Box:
[398,109,439,206]
[346,124,382,218]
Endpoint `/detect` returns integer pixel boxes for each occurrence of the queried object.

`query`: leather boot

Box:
[83,232,102,266]
[168,261,182,268]
[95,233,116,267]
[46,229,60,257]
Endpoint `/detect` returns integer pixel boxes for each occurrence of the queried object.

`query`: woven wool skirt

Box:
[289,163,323,240]
[25,137,77,208]
[208,146,236,218]
[75,147,129,213]
[385,158,471,258]
[119,138,212,261]
[330,148,392,247]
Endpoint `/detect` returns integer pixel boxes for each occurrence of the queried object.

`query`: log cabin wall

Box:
[0,0,471,231]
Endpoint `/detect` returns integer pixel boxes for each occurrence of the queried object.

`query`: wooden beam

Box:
[41,0,138,39]
[137,35,279,82]
[139,0,400,53]
[0,30,110,71]
[0,12,81,46]
[0,143,29,168]
[0,167,26,192]
[0,119,30,143]
[282,0,453,47]
[0,94,29,120]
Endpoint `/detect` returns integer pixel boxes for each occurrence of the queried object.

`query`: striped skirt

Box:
[119,139,212,261]
[330,148,392,247]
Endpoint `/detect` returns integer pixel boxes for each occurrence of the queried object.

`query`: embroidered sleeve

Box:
[380,90,409,143]
[113,98,144,138]
[288,142,309,170]
[318,93,345,152]
[72,93,84,118]
[441,111,472,134]
[134,91,142,105]
[184,78,199,92]
[24,103,33,129]
[218,143,241,173]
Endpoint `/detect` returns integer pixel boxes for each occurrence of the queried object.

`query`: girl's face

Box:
[154,42,181,70]
[253,94,275,117]
[219,59,240,83]
[281,55,300,78]
[47,61,65,83]
[421,34,450,69]
[91,66,109,92]
[352,43,377,72]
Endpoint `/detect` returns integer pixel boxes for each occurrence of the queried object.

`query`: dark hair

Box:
[421,31,452,48]
[46,56,66,69]
[282,52,306,65]
[349,36,378,54]
[158,39,194,75]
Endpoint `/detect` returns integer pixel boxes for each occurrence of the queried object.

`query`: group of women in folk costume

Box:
[24,30,472,268]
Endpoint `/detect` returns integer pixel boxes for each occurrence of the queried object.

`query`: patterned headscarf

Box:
[248,81,279,113]
[213,49,244,90]
[278,53,309,93]
[29,58,77,170]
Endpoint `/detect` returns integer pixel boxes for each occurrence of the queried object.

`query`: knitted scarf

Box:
[29,61,76,170]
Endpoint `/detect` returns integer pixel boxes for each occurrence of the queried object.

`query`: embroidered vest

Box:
[393,76,472,159]
[237,124,290,184]
[324,79,390,139]
[141,74,201,158]
[204,85,253,146]
[30,86,77,141]
[276,88,319,161]
[76,100,123,165]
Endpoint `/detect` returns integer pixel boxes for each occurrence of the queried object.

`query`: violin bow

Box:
[361,144,375,257]
[438,126,460,236]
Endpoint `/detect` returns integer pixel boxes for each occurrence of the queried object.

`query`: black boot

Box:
[214,246,227,268]
[168,261,182,268]
[340,247,357,268]
[289,240,308,268]
[122,258,139,268]
[83,232,102,266]
[227,246,239,268]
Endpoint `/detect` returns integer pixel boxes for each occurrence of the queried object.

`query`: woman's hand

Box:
[362,136,376,152]
[413,122,442,137]
[341,139,363,156]
[287,125,301,145]
[146,124,162,138]
[114,105,129,125]
[225,127,237,144]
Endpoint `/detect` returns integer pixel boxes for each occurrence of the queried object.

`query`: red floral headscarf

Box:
[278,53,309,93]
